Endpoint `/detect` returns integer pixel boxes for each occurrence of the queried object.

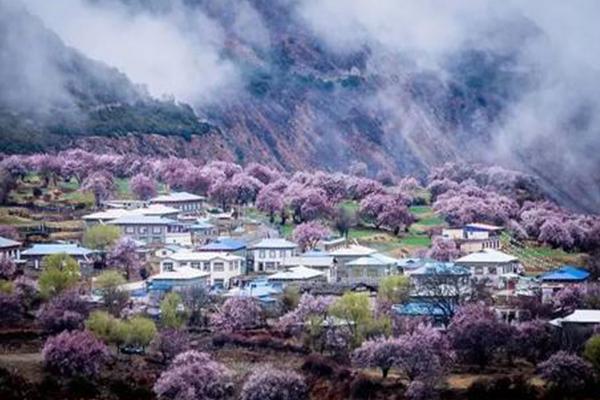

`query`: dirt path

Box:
[0,351,45,382]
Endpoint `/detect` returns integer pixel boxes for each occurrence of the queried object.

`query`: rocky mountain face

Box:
[0,0,599,213]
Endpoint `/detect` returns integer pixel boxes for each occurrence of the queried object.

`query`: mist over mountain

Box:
[1,0,599,213]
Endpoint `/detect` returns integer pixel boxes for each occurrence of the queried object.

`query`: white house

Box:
[442,223,503,254]
[329,244,377,266]
[107,216,180,244]
[249,238,298,273]
[455,249,519,283]
[282,255,335,282]
[339,253,399,285]
[159,251,244,288]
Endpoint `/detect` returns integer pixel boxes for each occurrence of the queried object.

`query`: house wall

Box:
[160,258,243,288]
[155,200,203,213]
[118,224,167,244]
[0,246,20,260]
[252,248,296,272]
[458,261,518,283]
[336,264,396,285]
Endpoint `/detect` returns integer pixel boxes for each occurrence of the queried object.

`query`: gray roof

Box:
[22,244,93,257]
[107,216,178,225]
[0,236,21,248]
[151,192,205,203]
[346,253,398,266]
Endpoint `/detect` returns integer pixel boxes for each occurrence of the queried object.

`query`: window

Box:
[488,266,497,275]
[202,262,210,272]
[269,250,276,258]
[153,226,162,234]
[367,268,379,277]
[163,262,174,271]
[191,262,201,269]
[139,226,148,234]
[229,262,236,271]
[213,262,224,272]
[279,250,285,258]
[152,237,161,243]
[351,268,363,277]
[125,226,135,234]
[259,250,266,259]
[474,266,483,275]
[266,262,276,270]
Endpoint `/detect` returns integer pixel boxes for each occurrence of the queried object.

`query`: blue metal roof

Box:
[22,244,94,256]
[392,302,451,317]
[539,266,590,282]
[199,238,246,251]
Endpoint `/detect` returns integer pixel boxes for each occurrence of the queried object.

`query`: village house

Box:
[160,251,244,288]
[550,309,600,349]
[82,204,180,226]
[442,223,503,254]
[539,265,590,303]
[0,235,21,260]
[249,238,298,273]
[107,216,181,245]
[455,249,520,284]
[150,192,205,213]
[282,255,335,282]
[339,253,399,285]
[147,267,210,292]
[21,243,94,269]
[329,244,377,266]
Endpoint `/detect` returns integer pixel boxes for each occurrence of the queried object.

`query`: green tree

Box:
[160,292,186,329]
[123,316,157,350]
[378,275,410,305]
[329,292,374,346]
[281,286,300,313]
[39,253,80,298]
[584,335,600,371]
[86,310,120,343]
[0,279,13,294]
[95,270,129,316]
[83,225,120,251]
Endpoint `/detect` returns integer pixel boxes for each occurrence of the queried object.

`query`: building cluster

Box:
[1,193,597,332]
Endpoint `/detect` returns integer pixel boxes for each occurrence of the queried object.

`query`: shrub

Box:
[301,353,337,377]
[210,297,263,332]
[150,329,191,363]
[584,335,600,371]
[538,351,595,396]
[42,330,110,378]
[153,350,233,400]
[240,365,308,400]
[38,254,80,298]
[37,289,87,333]
[160,292,186,329]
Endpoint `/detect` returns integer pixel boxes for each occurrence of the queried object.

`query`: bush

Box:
[37,290,87,333]
[240,365,308,400]
[160,292,186,329]
[42,330,110,378]
[584,335,600,371]
[301,353,337,377]
[467,376,537,400]
[538,351,596,396]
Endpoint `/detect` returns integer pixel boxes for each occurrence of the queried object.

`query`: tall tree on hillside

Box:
[130,173,157,200]
[81,171,115,207]
[293,221,330,252]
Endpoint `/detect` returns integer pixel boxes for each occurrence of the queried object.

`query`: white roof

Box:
[83,208,132,221]
[465,223,504,231]
[83,204,179,221]
[283,256,334,268]
[251,238,297,249]
[151,192,204,203]
[268,266,324,281]
[330,244,377,257]
[456,249,517,264]
[107,216,178,225]
[150,267,209,281]
[165,251,243,262]
[346,253,398,266]
[550,309,600,326]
